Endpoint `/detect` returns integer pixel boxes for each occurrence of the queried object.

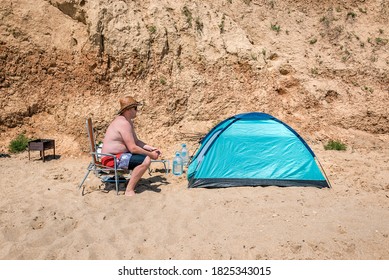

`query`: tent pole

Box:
[315,157,332,188]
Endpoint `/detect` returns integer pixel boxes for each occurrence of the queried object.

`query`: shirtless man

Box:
[101,96,161,196]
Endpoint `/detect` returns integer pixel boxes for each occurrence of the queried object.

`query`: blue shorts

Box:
[127,154,146,169]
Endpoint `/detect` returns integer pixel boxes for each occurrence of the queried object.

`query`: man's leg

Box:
[125,155,151,196]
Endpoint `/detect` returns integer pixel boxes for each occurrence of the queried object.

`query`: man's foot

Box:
[124,190,136,197]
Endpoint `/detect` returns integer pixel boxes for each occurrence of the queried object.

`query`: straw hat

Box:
[117,96,142,115]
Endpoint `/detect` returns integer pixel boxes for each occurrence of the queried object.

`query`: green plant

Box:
[311,67,318,75]
[148,25,157,34]
[176,60,184,70]
[310,38,317,44]
[160,76,167,85]
[324,140,347,151]
[320,16,330,27]
[219,14,226,34]
[342,49,351,62]
[271,23,281,34]
[182,6,192,28]
[9,134,29,153]
[358,7,367,14]
[195,17,203,34]
[362,86,373,93]
[375,37,388,45]
[347,11,357,19]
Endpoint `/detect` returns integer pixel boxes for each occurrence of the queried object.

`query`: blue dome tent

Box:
[187,112,331,189]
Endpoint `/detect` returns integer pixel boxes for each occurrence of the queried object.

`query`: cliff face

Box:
[1,0,388,155]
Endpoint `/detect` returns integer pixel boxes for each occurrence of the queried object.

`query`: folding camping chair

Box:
[78,118,130,195]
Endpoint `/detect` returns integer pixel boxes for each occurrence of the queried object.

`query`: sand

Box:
[0,142,388,260]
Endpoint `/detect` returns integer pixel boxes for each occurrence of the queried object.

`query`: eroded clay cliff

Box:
[1,0,388,155]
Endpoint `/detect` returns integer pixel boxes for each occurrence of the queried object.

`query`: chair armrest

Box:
[91,152,118,159]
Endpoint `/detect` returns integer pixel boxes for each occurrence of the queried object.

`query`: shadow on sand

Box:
[101,174,170,195]
[29,154,61,162]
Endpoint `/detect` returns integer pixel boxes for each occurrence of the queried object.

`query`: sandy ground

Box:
[0,143,388,260]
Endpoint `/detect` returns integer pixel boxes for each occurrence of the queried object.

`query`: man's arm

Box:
[119,119,159,159]
[133,124,161,154]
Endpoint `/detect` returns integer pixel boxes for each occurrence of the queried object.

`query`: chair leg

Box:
[78,169,91,190]
[78,169,91,196]
[114,170,119,195]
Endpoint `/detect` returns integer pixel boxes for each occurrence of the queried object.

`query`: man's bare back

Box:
[101,116,134,155]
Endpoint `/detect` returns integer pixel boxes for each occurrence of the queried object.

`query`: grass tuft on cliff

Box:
[9,134,29,153]
[324,140,347,151]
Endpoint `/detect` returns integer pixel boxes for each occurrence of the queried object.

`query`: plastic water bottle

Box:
[180,144,189,166]
[172,152,183,176]
[96,142,103,160]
